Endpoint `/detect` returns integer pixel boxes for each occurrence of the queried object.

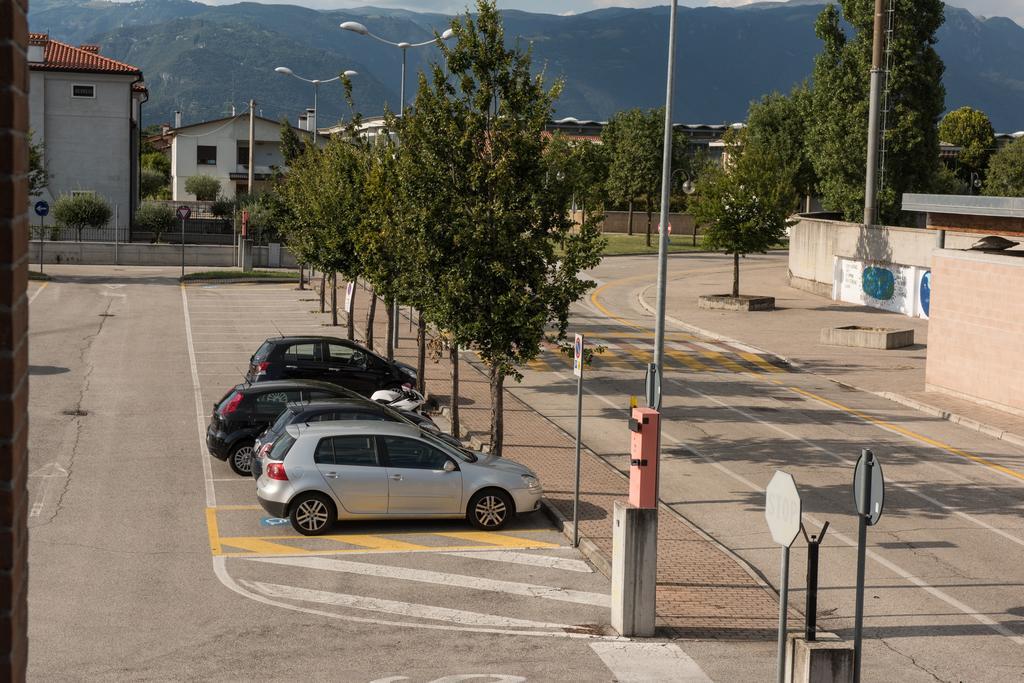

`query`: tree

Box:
[134,202,176,242]
[807,0,945,224]
[279,117,306,165]
[184,175,221,201]
[743,88,817,212]
[140,168,167,199]
[984,138,1024,197]
[939,107,996,189]
[29,131,48,197]
[399,1,604,455]
[602,108,663,243]
[53,193,112,241]
[141,151,171,180]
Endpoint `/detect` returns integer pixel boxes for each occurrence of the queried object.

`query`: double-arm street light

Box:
[340,20,454,352]
[273,66,358,134]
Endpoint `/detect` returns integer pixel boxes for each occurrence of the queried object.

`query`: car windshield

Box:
[216,388,241,413]
[269,408,295,436]
[267,432,295,462]
[420,429,477,463]
[253,341,274,361]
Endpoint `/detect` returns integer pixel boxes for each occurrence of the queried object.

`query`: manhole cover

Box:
[61,409,88,416]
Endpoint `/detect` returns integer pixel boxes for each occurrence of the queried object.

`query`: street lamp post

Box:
[274,66,358,136]
[340,21,453,352]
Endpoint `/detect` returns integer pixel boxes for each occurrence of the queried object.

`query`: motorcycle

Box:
[371,386,427,413]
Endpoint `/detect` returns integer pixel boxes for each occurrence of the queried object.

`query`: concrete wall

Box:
[926,249,1024,416]
[29,241,298,268]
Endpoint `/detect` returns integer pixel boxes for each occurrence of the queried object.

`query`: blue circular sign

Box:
[919,271,931,317]
[34,200,49,217]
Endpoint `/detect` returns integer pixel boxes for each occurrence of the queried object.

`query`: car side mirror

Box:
[443,460,457,473]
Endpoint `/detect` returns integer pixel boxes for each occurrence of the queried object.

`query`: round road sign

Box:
[854,450,884,526]
[34,200,49,217]
[765,470,802,547]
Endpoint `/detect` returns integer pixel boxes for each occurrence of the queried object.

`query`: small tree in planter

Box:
[134,202,176,243]
[184,175,221,201]
[53,193,112,242]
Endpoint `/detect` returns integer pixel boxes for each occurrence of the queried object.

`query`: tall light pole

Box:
[340,21,453,352]
[274,66,358,135]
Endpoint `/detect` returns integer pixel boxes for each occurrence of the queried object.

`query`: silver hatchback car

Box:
[255,421,544,535]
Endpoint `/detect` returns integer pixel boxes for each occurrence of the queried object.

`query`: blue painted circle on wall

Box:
[919,271,931,316]
[862,266,895,301]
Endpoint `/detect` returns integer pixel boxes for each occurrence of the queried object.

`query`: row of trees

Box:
[270,2,605,455]
[938,106,1024,196]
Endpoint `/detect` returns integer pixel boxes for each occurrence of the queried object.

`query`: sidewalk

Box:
[328,279,784,640]
[633,253,1024,447]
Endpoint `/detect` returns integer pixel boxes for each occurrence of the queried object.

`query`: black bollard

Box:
[802,521,830,642]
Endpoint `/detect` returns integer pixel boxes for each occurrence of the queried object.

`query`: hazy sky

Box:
[193,0,1024,27]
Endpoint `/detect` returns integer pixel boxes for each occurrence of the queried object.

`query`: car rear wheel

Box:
[228,442,255,476]
[467,489,513,530]
[290,493,336,536]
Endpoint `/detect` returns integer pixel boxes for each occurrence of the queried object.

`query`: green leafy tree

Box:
[53,193,112,241]
[279,117,306,165]
[807,0,945,224]
[743,87,817,212]
[399,1,604,454]
[939,107,997,188]
[140,168,167,199]
[134,202,176,242]
[984,138,1024,197]
[184,175,221,201]
[141,151,171,180]
[602,108,663,243]
[29,131,48,198]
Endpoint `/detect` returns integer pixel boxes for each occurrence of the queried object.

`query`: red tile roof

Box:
[28,33,142,76]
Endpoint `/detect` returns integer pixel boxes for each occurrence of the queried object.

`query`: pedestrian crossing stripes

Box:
[525,335,789,376]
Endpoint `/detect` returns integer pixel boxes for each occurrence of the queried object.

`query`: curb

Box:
[634,288,1024,449]
[180,277,300,285]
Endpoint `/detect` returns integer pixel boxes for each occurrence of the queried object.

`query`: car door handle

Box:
[323,471,338,479]
[389,474,402,481]
[285,365,298,369]
[328,367,340,372]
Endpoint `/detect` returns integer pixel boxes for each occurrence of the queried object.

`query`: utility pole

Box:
[247,99,256,195]
[862,0,886,228]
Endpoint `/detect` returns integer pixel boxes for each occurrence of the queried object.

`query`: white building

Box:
[169,114,319,200]
[28,33,147,227]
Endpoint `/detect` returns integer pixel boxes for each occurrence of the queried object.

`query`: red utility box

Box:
[628,406,659,509]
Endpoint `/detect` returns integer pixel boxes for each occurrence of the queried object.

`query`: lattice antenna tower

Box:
[876,0,897,212]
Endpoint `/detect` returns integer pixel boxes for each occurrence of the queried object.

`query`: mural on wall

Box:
[833,257,927,318]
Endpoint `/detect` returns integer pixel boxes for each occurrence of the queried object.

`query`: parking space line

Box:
[590,642,712,682]
[220,537,315,555]
[214,504,261,511]
[28,282,48,303]
[434,531,561,549]
[205,508,222,555]
[246,556,610,606]
[442,550,593,573]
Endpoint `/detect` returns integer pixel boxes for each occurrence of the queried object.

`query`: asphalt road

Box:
[26,266,726,682]
[501,253,1024,683]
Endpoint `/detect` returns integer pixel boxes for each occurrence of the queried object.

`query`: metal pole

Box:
[776,545,791,683]
[853,450,874,683]
[39,215,44,274]
[180,217,185,278]
[312,81,318,137]
[114,204,119,266]
[572,364,583,548]
[247,99,256,195]
[392,48,406,351]
[862,0,886,228]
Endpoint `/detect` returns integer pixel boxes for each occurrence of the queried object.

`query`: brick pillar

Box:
[0,0,31,678]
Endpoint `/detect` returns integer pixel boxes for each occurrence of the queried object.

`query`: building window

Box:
[197,146,217,166]
[72,84,95,98]
[237,144,249,167]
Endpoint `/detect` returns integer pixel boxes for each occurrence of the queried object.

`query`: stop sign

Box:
[765,471,802,547]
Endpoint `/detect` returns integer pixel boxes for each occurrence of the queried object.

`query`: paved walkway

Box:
[627,252,1024,446]
[316,276,784,640]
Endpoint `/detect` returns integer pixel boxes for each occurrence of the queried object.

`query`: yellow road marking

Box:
[213,504,262,511]
[665,348,712,372]
[434,531,561,549]
[692,347,752,374]
[323,534,429,551]
[736,350,785,373]
[527,357,554,372]
[205,507,222,555]
[220,536,314,555]
[787,387,1024,482]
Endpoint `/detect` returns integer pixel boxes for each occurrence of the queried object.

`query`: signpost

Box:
[765,470,802,683]
[34,201,49,273]
[176,206,191,278]
[344,281,355,314]
[572,333,584,548]
[853,449,884,682]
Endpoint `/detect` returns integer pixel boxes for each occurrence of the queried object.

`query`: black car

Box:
[250,399,458,479]
[245,336,417,396]
[206,380,361,475]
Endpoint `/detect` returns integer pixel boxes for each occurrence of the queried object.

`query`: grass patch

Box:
[601,233,708,256]
[180,269,299,282]
[29,270,52,281]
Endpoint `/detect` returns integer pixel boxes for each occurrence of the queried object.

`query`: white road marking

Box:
[590,642,712,682]
[28,283,48,304]
[181,286,217,508]
[692,341,728,353]
[245,556,609,607]
[241,580,577,629]
[441,550,593,573]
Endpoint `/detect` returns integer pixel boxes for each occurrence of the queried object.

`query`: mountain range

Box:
[27,0,1024,132]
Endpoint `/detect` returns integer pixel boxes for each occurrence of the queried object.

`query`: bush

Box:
[210,196,235,219]
[53,193,111,241]
[140,168,168,199]
[141,151,170,179]
[134,202,176,243]
[984,138,1024,197]
[185,175,221,201]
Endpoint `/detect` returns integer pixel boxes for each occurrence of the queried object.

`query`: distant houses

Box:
[28,33,147,228]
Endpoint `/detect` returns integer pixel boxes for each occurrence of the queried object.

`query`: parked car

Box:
[245,336,417,396]
[207,380,362,476]
[255,421,543,535]
[251,398,461,479]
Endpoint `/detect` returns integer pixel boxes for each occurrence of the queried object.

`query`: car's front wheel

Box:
[467,489,514,530]
[228,441,255,476]
[290,492,336,536]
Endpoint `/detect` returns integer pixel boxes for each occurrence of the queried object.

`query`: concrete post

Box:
[241,239,253,272]
[611,501,658,637]
[787,634,854,683]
